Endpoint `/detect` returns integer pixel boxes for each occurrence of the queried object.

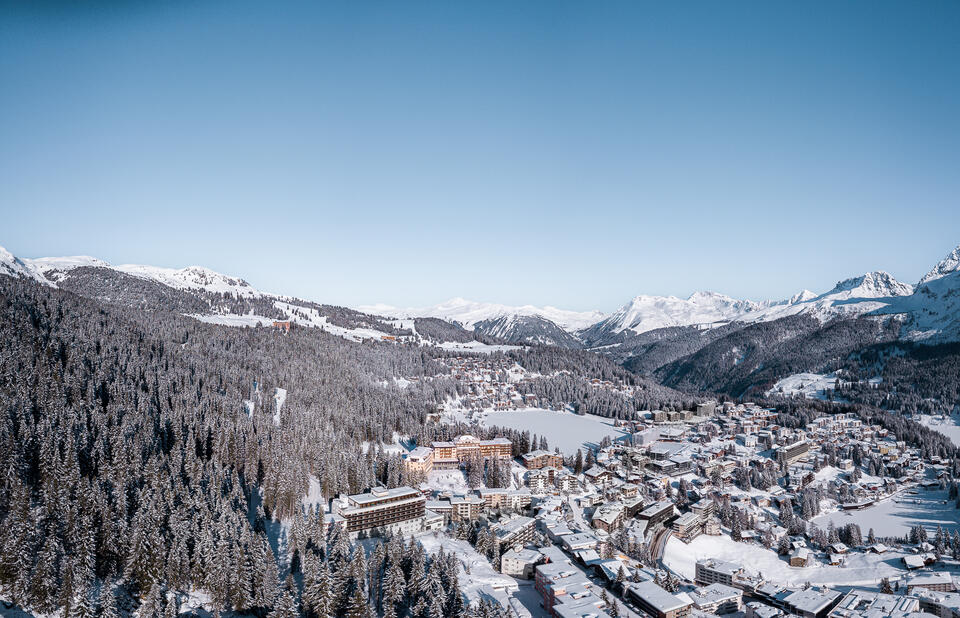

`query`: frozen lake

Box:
[919,413,960,447]
[481,407,629,455]
[812,487,960,538]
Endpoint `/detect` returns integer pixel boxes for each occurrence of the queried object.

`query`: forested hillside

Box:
[0,276,516,617]
[654,314,903,397]
[0,274,693,617]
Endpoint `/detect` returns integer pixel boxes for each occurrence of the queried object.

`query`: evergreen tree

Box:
[99,582,120,618]
[267,580,299,618]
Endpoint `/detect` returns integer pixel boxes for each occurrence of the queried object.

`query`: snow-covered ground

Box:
[360,432,409,455]
[663,534,910,588]
[189,313,275,327]
[480,407,629,455]
[919,413,960,447]
[424,469,472,493]
[812,488,960,537]
[273,388,287,426]
[301,475,326,512]
[437,340,523,354]
[767,371,840,399]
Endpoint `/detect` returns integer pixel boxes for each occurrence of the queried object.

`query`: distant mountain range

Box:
[361,247,960,348]
[3,242,960,397]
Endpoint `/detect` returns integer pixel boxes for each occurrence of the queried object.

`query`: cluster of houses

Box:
[360,397,960,618]
[404,355,642,420]
[695,558,960,617]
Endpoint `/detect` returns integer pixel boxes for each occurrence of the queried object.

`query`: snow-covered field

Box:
[437,340,523,354]
[663,534,909,588]
[189,313,275,327]
[766,371,839,399]
[919,413,960,447]
[812,488,960,537]
[480,407,629,455]
[424,469,472,493]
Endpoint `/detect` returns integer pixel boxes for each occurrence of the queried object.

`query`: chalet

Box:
[789,547,812,567]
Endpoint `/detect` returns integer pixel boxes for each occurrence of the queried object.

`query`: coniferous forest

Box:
[0,275,685,617]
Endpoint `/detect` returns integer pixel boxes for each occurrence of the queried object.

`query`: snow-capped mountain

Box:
[0,246,48,284]
[111,264,259,297]
[919,245,960,286]
[0,247,263,298]
[892,247,960,341]
[356,297,605,332]
[6,241,960,346]
[471,314,581,348]
[578,270,921,348]
[738,271,915,325]
[590,291,766,337]
[822,271,915,299]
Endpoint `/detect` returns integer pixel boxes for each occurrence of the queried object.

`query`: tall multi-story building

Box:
[334,486,425,537]
[450,494,484,521]
[672,511,703,542]
[777,440,811,466]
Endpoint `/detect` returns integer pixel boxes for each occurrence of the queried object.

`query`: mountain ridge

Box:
[4,242,960,346]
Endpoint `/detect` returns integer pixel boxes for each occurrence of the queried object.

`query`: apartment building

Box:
[450,494,484,521]
[777,440,811,467]
[334,486,425,537]
[432,434,513,469]
[402,446,433,475]
[672,511,703,542]
[638,500,676,530]
[695,559,743,587]
[626,581,693,618]
[494,515,537,552]
[591,503,625,533]
[522,449,564,470]
[689,583,743,614]
[535,561,609,618]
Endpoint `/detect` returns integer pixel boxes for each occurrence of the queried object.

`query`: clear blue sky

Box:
[2,1,958,311]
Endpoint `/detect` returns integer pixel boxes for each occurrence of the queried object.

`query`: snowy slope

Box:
[1,244,263,298]
[919,245,960,286]
[0,246,49,284]
[594,291,766,336]
[357,297,605,332]
[25,255,110,282]
[741,271,915,325]
[112,264,260,297]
